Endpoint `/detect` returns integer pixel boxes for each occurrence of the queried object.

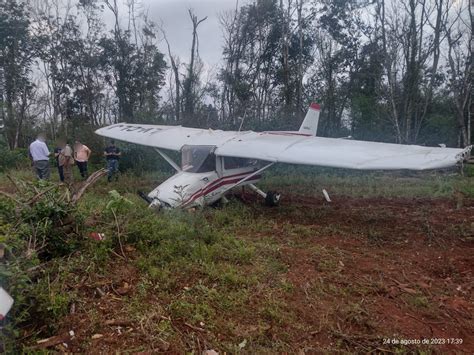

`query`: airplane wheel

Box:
[265,191,281,207]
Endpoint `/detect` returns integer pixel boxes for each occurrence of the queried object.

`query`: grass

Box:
[0,165,473,352]
[261,164,474,198]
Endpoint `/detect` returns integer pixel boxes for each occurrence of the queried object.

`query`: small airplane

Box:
[95,103,472,209]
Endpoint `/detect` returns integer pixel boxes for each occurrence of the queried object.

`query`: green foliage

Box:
[0,166,471,352]
[0,0,35,148]
[117,207,255,287]
[0,179,85,351]
[12,181,83,257]
[417,100,459,147]
[106,189,134,212]
[464,164,474,178]
[0,221,39,347]
[98,20,167,121]
[0,146,29,172]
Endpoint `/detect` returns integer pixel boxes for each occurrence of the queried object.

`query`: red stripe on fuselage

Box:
[182,172,261,206]
[201,171,254,192]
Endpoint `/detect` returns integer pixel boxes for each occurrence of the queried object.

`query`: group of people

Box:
[52,138,90,183]
[29,134,122,184]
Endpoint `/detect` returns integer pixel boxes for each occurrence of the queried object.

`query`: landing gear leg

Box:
[247,184,281,207]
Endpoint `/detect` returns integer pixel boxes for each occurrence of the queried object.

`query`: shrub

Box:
[0,147,29,172]
[0,221,40,350]
[0,180,86,351]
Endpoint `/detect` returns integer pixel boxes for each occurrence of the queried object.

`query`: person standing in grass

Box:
[74,140,91,179]
[58,139,74,184]
[104,140,121,182]
[29,133,51,180]
[54,144,64,182]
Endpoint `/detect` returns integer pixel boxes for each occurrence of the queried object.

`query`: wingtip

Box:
[310,102,321,110]
[456,145,472,161]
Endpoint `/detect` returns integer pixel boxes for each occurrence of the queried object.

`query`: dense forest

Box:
[0,0,472,151]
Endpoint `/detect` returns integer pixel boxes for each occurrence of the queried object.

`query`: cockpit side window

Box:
[181,145,216,173]
[224,157,258,170]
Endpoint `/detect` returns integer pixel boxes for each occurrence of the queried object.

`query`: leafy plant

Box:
[0,147,29,172]
[0,179,87,351]
[106,190,134,212]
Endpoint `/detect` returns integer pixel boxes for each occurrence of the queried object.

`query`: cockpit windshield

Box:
[181,145,216,173]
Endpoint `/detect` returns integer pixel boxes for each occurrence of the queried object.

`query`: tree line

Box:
[0,0,472,151]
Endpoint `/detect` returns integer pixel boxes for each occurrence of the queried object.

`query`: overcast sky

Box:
[113,0,246,67]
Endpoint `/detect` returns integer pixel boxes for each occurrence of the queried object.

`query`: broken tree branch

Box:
[71,169,107,204]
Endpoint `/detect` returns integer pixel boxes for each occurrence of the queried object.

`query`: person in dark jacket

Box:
[54,145,64,182]
[104,140,121,182]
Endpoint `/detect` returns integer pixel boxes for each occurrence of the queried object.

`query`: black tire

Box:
[265,191,281,207]
[138,191,153,204]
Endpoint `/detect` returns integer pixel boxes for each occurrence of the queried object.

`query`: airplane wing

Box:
[96,123,471,170]
[215,132,472,170]
[95,123,237,151]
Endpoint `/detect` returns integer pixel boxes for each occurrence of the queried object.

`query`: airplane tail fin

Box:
[299,103,320,136]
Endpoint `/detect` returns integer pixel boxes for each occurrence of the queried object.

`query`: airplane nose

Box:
[148,188,178,208]
[156,199,172,209]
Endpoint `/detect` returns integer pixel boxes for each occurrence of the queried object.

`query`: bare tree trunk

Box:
[296,0,304,113]
[403,0,419,143]
[162,30,181,122]
[280,0,291,108]
[183,9,207,125]
[377,0,402,143]
[445,0,472,147]
[14,88,28,149]
[414,0,445,142]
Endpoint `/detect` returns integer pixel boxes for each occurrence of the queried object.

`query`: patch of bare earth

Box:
[254,195,473,353]
[38,194,473,353]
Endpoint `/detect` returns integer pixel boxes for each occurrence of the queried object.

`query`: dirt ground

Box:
[31,193,473,353]
[261,195,473,353]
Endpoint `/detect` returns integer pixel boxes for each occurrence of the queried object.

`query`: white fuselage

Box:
[147,147,262,208]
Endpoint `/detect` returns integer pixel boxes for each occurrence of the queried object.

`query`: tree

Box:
[0,0,34,148]
[182,9,207,126]
[219,0,314,130]
[305,0,365,137]
[375,0,448,143]
[101,0,166,123]
[444,0,472,147]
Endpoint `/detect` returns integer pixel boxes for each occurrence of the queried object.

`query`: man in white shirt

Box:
[29,133,51,180]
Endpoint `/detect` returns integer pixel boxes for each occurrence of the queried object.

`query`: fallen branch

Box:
[71,169,107,204]
[0,190,24,206]
[105,319,134,327]
[34,334,71,349]
[6,175,21,192]
[184,322,205,332]
[405,313,445,325]
[27,185,59,206]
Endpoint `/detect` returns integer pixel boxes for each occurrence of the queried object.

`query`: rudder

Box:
[299,103,320,136]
